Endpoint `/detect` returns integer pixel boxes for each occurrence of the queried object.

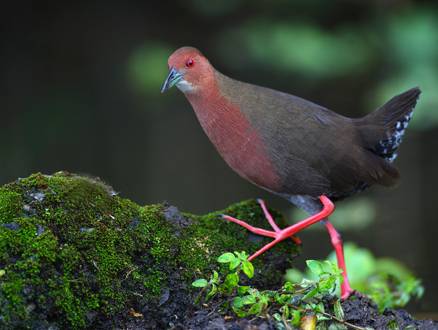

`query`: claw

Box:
[341,290,353,300]
[291,235,302,245]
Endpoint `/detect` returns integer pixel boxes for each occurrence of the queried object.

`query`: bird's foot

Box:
[341,280,357,300]
[344,290,366,300]
[221,196,334,261]
[256,198,302,245]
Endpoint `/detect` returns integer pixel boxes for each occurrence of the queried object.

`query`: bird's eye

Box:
[185,58,195,68]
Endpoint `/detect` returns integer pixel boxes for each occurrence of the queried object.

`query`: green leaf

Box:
[281,304,290,319]
[242,260,254,278]
[323,260,340,275]
[302,286,319,300]
[313,302,325,313]
[229,257,241,270]
[0,269,5,277]
[206,283,217,301]
[218,252,236,263]
[387,319,399,329]
[225,273,239,288]
[291,309,301,326]
[235,251,249,261]
[233,309,248,318]
[259,292,270,305]
[333,300,344,320]
[238,285,250,295]
[273,312,282,322]
[211,270,219,284]
[248,302,263,315]
[318,275,336,292]
[275,293,290,304]
[241,294,256,305]
[233,296,244,309]
[283,281,295,292]
[286,269,303,283]
[306,260,324,276]
[192,278,208,288]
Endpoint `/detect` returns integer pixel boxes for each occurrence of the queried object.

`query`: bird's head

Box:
[161,47,213,94]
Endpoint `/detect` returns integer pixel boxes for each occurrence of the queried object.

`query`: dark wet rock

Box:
[129,217,140,229]
[80,227,95,233]
[163,204,191,228]
[342,293,438,330]
[2,222,20,230]
[29,191,45,202]
[23,204,37,216]
[158,289,170,306]
[36,225,45,236]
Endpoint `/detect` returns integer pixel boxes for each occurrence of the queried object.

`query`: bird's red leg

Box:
[221,195,334,261]
[256,198,281,232]
[257,198,302,244]
[220,215,278,238]
[323,220,353,299]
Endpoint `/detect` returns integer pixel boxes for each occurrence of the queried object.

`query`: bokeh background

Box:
[1,0,437,315]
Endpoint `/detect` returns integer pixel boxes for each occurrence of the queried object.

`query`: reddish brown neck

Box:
[183,76,281,191]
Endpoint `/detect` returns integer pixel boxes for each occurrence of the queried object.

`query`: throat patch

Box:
[176,79,195,93]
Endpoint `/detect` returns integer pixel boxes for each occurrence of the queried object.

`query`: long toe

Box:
[220,214,277,238]
[257,199,281,232]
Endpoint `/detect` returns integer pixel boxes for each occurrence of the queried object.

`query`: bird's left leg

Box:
[221,195,334,261]
[323,220,353,299]
[257,198,302,244]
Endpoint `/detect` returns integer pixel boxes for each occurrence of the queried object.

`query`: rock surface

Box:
[0,172,297,329]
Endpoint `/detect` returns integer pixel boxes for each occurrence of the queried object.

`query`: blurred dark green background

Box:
[1,0,437,315]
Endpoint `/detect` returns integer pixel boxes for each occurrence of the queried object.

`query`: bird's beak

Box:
[161,67,183,93]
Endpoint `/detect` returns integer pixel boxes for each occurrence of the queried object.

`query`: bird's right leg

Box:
[323,220,353,299]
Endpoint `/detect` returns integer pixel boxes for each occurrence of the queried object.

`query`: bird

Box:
[161,46,421,299]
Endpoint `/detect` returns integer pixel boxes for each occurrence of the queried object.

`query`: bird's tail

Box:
[357,87,421,163]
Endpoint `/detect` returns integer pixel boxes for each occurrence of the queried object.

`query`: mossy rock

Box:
[0,172,298,329]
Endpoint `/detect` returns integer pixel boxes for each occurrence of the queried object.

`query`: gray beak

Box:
[161,67,183,93]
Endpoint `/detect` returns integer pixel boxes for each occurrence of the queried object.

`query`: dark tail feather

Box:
[358,87,421,162]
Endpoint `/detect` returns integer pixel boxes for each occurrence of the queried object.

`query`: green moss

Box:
[180,200,299,283]
[0,173,179,328]
[0,172,298,328]
[142,270,166,296]
[0,188,22,221]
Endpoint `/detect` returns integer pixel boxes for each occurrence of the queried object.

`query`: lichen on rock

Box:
[0,172,298,328]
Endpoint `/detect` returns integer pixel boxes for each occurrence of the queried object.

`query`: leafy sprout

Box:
[285,243,424,312]
[192,248,424,329]
[192,252,353,328]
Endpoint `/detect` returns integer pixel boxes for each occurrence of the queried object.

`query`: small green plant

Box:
[286,243,424,312]
[192,252,363,329]
[193,249,424,329]
[192,251,254,304]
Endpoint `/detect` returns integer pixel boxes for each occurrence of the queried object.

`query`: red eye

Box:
[185,58,194,68]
